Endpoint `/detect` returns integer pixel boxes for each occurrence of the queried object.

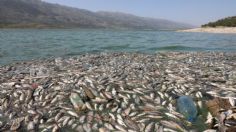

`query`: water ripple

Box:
[1,29,236,65]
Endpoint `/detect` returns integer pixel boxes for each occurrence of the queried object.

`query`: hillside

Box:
[0,0,192,29]
[202,16,236,27]
[96,11,191,30]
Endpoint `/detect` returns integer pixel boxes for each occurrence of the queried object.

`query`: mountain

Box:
[0,0,192,29]
[202,16,236,27]
[96,11,192,30]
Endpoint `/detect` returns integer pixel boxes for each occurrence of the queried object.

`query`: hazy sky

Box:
[43,0,236,26]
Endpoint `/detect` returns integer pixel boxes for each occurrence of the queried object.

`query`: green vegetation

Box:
[202,16,236,27]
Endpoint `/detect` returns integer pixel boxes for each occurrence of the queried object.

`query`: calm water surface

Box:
[0,29,236,65]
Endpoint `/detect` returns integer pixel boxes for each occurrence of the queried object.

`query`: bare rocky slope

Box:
[0,0,192,29]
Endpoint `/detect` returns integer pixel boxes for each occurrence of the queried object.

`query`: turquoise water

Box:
[0,29,236,65]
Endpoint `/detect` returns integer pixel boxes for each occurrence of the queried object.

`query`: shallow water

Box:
[0,29,236,65]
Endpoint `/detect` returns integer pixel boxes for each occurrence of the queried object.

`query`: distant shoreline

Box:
[178,27,236,34]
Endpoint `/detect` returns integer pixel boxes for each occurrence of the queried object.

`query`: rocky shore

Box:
[0,52,236,132]
[178,27,236,34]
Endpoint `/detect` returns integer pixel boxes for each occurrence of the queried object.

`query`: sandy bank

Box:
[178,27,236,34]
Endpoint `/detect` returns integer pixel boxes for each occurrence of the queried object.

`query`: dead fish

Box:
[70,92,85,112]
[83,123,92,132]
[124,118,139,131]
[104,123,115,130]
[10,118,24,131]
[109,113,116,120]
[62,116,70,126]
[82,86,95,99]
[133,89,144,95]
[71,123,78,129]
[27,122,35,131]
[26,90,33,103]
[203,129,217,132]
[79,115,86,123]
[19,92,25,101]
[196,91,203,98]
[128,129,136,132]
[136,113,146,117]
[160,120,186,132]
[123,107,131,116]
[154,123,161,131]
[225,119,236,126]
[129,112,138,117]
[171,111,185,119]
[137,118,150,123]
[117,108,122,114]
[111,105,119,113]
[50,96,58,104]
[114,124,127,132]
[99,127,109,132]
[117,114,126,127]
[229,97,235,106]
[58,116,69,123]
[76,125,84,132]
[67,119,75,126]
[85,102,93,110]
[163,128,178,132]
[87,111,94,123]
[52,125,59,132]
[146,115,163,119]
[92,97,108,103]
[103,91,113,99]
[99,104,105,111]
[55,112,63,121]
[161,100,167,105]
[92,123,99,130]
[165,113,180,120]
[67,110,79,118]
[150,93,155,99]
[144,122,154,132]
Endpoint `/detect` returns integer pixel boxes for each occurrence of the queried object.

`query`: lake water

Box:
[0,29,236,65]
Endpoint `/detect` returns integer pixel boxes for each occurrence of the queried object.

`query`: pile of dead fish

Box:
[0,52,236,132]
[206,97,236,132]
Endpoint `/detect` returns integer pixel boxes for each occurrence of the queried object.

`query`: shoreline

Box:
[0,52,235,131]
[178,27,236,34]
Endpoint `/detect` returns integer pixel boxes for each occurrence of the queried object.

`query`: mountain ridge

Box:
[0,0,193,29]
